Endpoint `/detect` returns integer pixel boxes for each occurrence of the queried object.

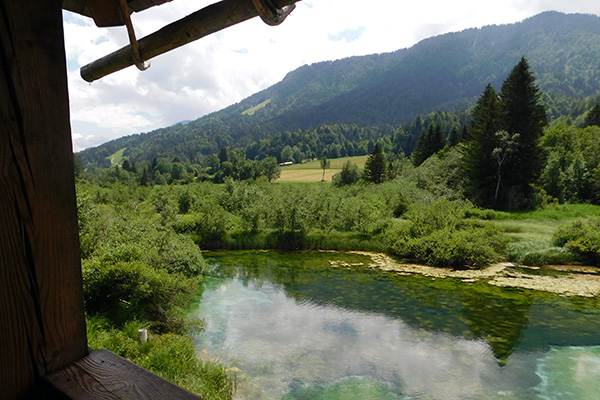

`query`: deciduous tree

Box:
[320,156,331,181]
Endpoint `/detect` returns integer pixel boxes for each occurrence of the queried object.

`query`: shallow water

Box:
[191,251,600,400]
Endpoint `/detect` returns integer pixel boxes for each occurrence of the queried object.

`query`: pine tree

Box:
[499,57,547,209]
[463,84,503,208]
[447,126,461,147]
[584,103,600,127]
[411,124,445,166]
[364,143,386,183]
[464,59,547,210]
[218,147,228,163]
[140,167,151,186]
[150,158,158,182]
[411,130,428,166]
[431,124,445,153]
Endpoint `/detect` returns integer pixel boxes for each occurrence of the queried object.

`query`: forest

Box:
[76,57,600,399]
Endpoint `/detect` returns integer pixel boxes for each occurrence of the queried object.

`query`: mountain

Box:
[79,11,600,167]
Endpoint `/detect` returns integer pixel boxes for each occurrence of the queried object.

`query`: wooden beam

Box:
[81,0,301,82]
[0,0,88,398]
[82,0,124,27]
[42,349,205,399]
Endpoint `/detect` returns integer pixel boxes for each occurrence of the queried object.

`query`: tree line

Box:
[76,57,600,213]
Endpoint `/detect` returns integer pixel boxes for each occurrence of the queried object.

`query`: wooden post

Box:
[0,0,88,398]
[81,0,301,82]
[138,329,148,343]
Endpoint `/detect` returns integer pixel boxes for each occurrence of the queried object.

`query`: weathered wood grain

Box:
[1,0,88,398]
[81,0,301,82]
[43,349,204,400]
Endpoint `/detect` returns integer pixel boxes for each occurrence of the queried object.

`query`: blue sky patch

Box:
[328,26,366,43]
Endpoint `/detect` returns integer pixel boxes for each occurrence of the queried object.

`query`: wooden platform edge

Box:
[40,349,205,400]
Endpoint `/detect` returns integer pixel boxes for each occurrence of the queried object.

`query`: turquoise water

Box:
[191,251,600,400]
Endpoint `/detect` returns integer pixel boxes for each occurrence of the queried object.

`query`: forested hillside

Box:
[78,11,600,168]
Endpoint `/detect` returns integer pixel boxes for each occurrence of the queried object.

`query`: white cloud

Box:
[64,1,600,151]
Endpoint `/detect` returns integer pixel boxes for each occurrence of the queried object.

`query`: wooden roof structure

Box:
[63,0,175,27]
[1,0,299,398]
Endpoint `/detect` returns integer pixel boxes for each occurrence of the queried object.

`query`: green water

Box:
[191,251,600,400]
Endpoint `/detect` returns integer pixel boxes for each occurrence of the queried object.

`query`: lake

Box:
[191,251,600,400]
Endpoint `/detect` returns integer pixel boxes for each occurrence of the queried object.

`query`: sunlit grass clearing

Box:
[278,155,368,182]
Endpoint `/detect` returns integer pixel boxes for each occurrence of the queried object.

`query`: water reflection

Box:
[192,251,600,400]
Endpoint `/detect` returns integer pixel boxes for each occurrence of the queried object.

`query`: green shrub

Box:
[388,200,508,268]
[392,224,507,269]
[553,217,600,263]
[464,208,500,220]
[82,260,200,332]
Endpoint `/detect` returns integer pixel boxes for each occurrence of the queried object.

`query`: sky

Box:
[63,0,600,151]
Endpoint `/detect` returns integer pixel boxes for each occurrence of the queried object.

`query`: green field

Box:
[279,155,368,182]
[107,148,126,167]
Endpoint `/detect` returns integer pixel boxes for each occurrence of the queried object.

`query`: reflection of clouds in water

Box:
[195,278,505,400]
[534,346,600,399]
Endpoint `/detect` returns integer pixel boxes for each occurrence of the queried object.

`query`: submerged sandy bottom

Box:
[335,252,600,297]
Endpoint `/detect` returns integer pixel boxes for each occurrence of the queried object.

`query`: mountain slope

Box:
[79,11,600,167]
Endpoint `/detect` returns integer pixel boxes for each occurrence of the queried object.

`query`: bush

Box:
[332,161,360,186]
[82,260,201,332]
[391,224,507,269]
[553,217,600,263]
[464,208,500,220]
[388,200,509,268]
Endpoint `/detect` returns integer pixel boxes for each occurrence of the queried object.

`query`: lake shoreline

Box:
[331,251,600,297]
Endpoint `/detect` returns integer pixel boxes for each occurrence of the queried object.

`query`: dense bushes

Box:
[387,200,508,268]
[83,260,200,332]
[77,184,237,399]
[77,186,207,328]
[166,178,508,268]
[80,166,511,269]
[554,217,600,263]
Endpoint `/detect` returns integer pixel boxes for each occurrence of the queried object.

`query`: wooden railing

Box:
[39,349,204,399]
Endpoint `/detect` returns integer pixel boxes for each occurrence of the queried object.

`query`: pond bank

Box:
[328,251,600,297]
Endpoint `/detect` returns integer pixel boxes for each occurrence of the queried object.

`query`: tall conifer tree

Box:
[500,57,547,209]
[463,84,502,207]
[364,143,386,183]
[584,103,600,127]
[464,58,547,210]
[411,124,445,166]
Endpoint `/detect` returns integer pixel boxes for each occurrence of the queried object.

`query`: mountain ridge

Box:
[78,11,600,168]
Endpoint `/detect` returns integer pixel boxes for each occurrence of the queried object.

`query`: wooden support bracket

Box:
[81,0,301,82]
[251,0,296,26]
[118,0,150,71]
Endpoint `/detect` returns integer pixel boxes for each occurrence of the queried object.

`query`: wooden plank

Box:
[82,0,124,27]
[0,0,88,398]
[81,0,301,82]
[128,0,173,13]
[43,349,205,400]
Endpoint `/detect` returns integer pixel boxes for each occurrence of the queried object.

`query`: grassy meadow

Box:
[279,155,368,182]
[490,204,600,265]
